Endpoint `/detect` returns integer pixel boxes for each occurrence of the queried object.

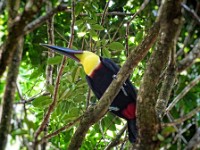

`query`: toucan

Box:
[41,44,137,143]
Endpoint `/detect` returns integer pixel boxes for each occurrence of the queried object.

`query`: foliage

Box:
[0,0,199,149]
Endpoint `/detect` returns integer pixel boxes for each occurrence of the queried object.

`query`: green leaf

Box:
[75,19,84,26]
[89,30,98,41]
[47,84,54,95]
[102,48,111,58]
[32,95,52,108]
[12,129,28,136]
[47,56,62,65]
[75,2,83,16]
[157,134,165,141]
[91,24,104,31]
[108,42,124,51]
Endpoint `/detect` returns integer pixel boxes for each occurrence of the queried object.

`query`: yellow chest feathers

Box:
[75,51,100,76]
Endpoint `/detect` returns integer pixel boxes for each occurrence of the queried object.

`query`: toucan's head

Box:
[41,44,100,76]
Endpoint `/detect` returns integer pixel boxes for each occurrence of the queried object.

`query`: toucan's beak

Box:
[40,43,83,62]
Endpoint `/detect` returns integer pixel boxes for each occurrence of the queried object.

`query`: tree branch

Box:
[0,0,44,77]
[166,113,188,144]
[156,35,177,118]
[125,0,150,56]
[166,75,200,112]
[36,116,82,145]
[185,128,200,150]
[181,3,200,25]
[67,22,160,150]
[24,4,68,35]
[105,123,127,150]
[33,0,76,147]
[164,106,200,126]
[177,39,200,72]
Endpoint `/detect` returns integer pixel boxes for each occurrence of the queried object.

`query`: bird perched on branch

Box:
[41,44,137,143]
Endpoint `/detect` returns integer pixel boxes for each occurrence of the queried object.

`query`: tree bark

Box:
[0,0,43,77]
[0,37,24,150]
[136,0,182,149]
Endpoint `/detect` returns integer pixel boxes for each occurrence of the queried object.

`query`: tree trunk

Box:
[136,0,183,149]
[0,37,24,150]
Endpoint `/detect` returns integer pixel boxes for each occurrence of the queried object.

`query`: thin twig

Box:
[125,0,150,56]
[181,3,200,25]
[86,88,91,109]
[176,21,196,56]
[104,123,127,150]
[166,113,188,144]
[24,4,69,34]
[34,0,76,145]
[185,128,200,150]
[164,106,200,126]
[178,39,200,72]
[100,0,111,26]
[15,92,49,104]
[166,75,200,112]
[36,116,82,145]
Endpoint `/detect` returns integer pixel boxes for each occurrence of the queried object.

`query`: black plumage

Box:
[86,57,137,142]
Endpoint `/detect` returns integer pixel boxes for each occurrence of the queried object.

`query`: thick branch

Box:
[156,61,176,118]
[178,39,200,72]
[137,0,182,149]
[67,22,160,150]
[156,38,176,118]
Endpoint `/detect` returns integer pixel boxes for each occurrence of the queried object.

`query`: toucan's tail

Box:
[127,118,137,143]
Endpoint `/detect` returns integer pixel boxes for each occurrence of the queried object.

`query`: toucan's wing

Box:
[86,75,101,99]
[125,80,137,101]
[102,57,137,101]
[101,57,120,74]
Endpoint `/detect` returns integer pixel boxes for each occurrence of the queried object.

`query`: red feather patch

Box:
[122,103,136,119]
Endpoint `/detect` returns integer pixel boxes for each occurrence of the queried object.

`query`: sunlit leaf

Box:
[32,95,52,108]
[108,42,124,51]
[91,24,104,31]
[47,56,62,65]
